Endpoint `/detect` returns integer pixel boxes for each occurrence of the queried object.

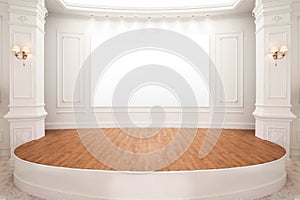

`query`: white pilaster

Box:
[253,0,296,157]
[4,0,47,157]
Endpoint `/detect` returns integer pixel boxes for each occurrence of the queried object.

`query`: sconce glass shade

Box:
[280,45,288,53]
[21,46,31,54]
[12,45,21,53]
[270,46,279,54]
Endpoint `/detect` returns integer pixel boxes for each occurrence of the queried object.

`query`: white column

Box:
[4,0,47,157]
[253,0,296,157]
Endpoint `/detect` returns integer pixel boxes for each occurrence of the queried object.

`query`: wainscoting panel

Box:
[214,32,244,108]
[57,31,86,108]
[267,127,286,148]
[267,31,288,100]
[14,127,33,148]
[12,31,33,99]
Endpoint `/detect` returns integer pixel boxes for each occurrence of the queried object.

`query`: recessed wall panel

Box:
[57,32,85,108]
[268,32,287,99]
[13,32,32,99]
[215,32,243,108]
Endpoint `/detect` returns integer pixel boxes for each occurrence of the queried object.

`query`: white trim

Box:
[291,149,300,157]
[45,122,255,130]
[13,153,286,200]
[56,0,244,14]
[0,147,10,159]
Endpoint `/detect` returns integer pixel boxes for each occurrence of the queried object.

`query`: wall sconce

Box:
[12,45,31,66]
[270,45,288,66]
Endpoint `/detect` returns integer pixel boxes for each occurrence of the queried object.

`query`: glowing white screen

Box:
[93,49,209,107]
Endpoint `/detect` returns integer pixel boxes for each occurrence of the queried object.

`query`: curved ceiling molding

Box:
[54,0,247,15]
[46,0,254,18]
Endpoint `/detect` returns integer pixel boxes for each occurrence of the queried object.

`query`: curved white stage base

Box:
[14,154,286,200]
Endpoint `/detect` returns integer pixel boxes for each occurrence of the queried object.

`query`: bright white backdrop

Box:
[44,13,256,129]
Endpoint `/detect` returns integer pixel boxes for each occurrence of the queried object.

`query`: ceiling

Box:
[46,0,255,18]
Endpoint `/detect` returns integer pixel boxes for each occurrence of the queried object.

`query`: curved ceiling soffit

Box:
[55,0,246,15]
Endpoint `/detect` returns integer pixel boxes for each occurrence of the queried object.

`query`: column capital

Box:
[253,0,293,27]
[8,0,47,31]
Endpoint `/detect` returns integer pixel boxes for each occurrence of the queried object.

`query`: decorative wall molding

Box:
[0,129,3,144]
[297,16,300,105]
[272,16,283,23]
[91,107,210,113]
[214,31,244,108]
[53,0,248,16]
[297,130,300,143]
[267,127,286,147]
[57,31,86,109]
[290,10,300,156]
[291,149,300,157]
[5,0,48,158]
[265,14,290,26]
[45,122,255,130]
[17,15,28,23]
[267,31,288,100]
[253,0,295,158]
[14,127,32,148]
[45,15,255,132]
[0,10,10,159]
[12,30,33,99]
[0,16,2,106]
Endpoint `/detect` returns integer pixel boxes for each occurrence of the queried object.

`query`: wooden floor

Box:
[15,128,286,171]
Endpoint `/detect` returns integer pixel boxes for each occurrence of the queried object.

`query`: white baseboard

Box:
[0,147,10,160]
[45,122,255,130]
[291,149,300,158]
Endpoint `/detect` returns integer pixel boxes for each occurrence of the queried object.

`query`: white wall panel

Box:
[12,31,33,99]
[298,17,300,106]
[268,127,286,147]
[0,16,2,105]
[57,32,85,108]
[0,129,3,144]
[0,11,10,158]
[267,32,288,100]
[14,127,33,148]
[214,32,243,108]
[291,13,300,157]
[45,14,255,129]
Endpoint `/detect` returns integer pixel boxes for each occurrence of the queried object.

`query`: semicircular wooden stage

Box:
[13,128,287,200]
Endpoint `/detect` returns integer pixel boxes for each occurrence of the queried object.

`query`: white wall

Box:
[0,2,10,159]
[291,2,300,157]
[45,13,256,129]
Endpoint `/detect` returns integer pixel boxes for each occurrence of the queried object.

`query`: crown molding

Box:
[57,0,240,13]
[46,0,253,18]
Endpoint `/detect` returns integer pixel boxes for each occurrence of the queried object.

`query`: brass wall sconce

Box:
[12,45,31,66]
[270,45,288,66]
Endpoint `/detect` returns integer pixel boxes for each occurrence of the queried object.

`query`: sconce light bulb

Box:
[21,46,31,54]
[280,45,288,53]
[270,46,279,54]
[12,45,21,53]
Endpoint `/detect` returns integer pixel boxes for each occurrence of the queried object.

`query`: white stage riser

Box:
[14,154,286,200]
